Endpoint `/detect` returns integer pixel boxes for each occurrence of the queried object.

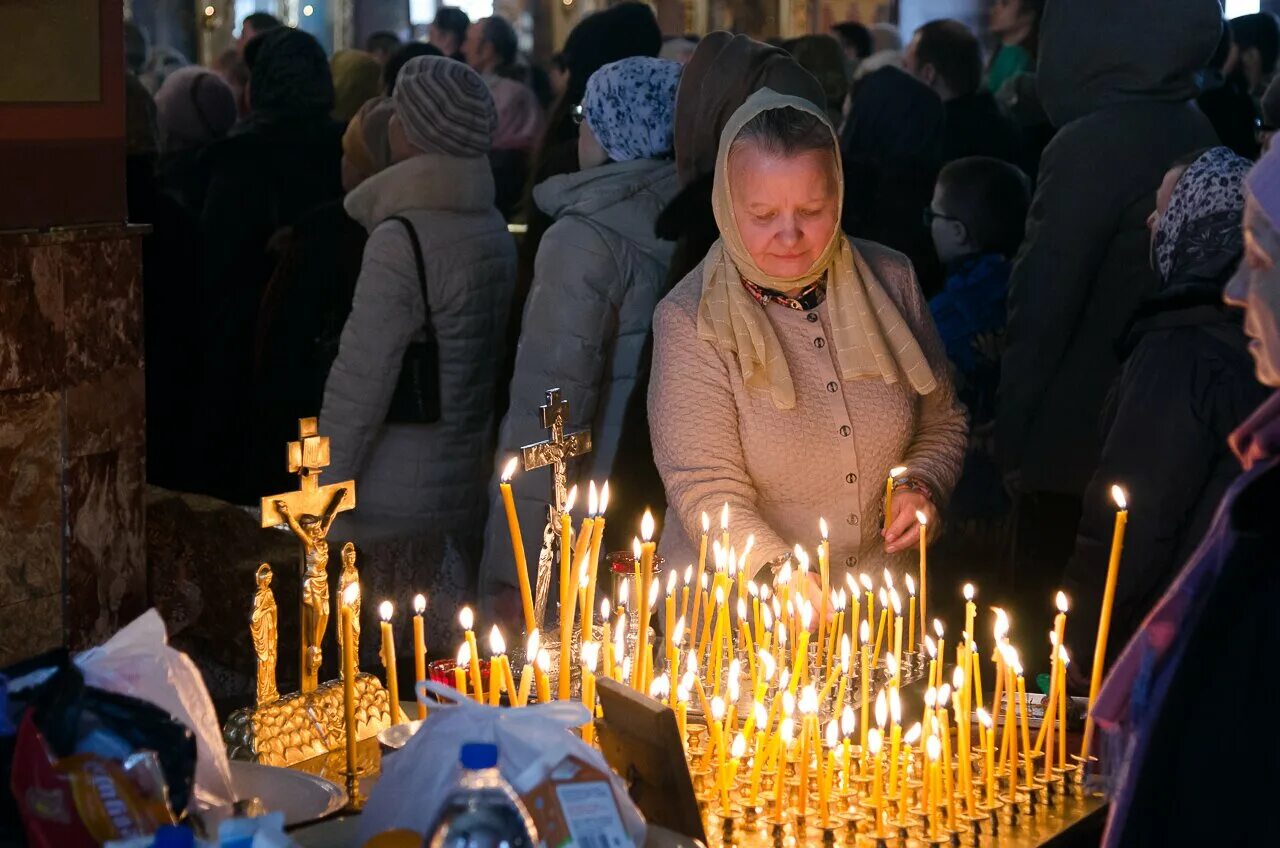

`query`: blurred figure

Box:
[140,47,189,94]
[365,31,402,65]
[331,49,383,124]
[154,66,238,211]
[382,42,443,95]
[463,16,542,151]
[481,57,683,612]
[213,47,251,117]
[429,6,470,62]
[903,19,1020,166]
[1092,147,1280,848]
[659,37,697,65]
[927,157,1030,568]
[320,57,515,561]
[253,98,396,497]
[855,23,902,79]
[1061,147,1263,677]
[784,35,848,130]
[197,27,344,503]
[1229,12,1280,101]
[997,0,1221,631]
[841,66,945,295]
[237,11,282,53]
[986,0,1043,94]
[831,21,872,74]
[1198,22,1260,159]
[548,51,569,99]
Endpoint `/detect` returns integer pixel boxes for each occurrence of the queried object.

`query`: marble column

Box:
[0,227,148,666]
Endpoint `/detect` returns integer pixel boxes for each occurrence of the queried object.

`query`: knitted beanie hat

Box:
[583,56,681,162]
[392,55,496,157]
[1249,143,1280,230]
[155,66,237,151]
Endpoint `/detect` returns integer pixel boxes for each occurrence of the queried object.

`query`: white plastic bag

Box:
[359,681,647,846]
[75,609,236,809]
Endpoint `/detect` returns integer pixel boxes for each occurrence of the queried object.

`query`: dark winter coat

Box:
[996,0,1222,495]
[941,91,1021,167]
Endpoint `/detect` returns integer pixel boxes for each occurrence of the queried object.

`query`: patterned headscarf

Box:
[1153,146,1251,285]
[582,57,681,163]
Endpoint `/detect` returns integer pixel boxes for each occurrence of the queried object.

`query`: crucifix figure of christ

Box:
[261,418,356,693]
[520,388,591,628]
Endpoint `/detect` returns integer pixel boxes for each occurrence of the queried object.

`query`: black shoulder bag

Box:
[384,216,442,424]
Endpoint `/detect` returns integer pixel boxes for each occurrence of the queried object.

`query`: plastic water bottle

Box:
[426,743,539,848]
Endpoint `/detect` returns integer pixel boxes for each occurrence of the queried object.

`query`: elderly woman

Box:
[649,89,967,595]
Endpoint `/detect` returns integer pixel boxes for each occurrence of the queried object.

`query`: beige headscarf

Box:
[697,87,938,409]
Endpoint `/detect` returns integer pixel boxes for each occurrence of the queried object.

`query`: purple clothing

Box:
[1095,389,1280,847]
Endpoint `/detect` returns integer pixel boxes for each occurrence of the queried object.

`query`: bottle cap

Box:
[459,742,498,770]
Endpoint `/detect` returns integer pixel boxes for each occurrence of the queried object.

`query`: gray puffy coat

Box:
[479,158,680,597]
[321,154,516,541]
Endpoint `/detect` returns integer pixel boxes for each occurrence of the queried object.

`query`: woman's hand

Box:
[882,490,939,554]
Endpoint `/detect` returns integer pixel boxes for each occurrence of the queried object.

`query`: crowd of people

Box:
[122,3,1280,839]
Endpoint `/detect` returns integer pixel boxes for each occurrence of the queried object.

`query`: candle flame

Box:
[795,545,810,573]
[755,701,768,726]
[938,683,951,704]
[743,535,754,558]
[701,512,710,533]
[924,635,936,657]
[727,675,740,704]
[641,509,655,542]
[883,568,894,588]
[413,593,426,614]
[875,689,888,727]
[890,465,908,479]
[615,614,627,652]
[885,652,898,678]
[964,583,975,601]
[860,572,873,592]
[711,696,725,721]
[840,634,851,671]
[976,707,992,729]
[582,641,600,673]
[588,480,599,516]
[600,481,610,514]
[778,667,791,693]
[459,606,474,630]
[731,732,748,759]
[648,674,667,699]
[721,503,730,531]
[890,588,901,615]
[905,573,916,596]
[916,510,928,526]
[600,598,610,622]
[536,648,550,672]
[782,691,796,717]
[579,562,590,589]
[905,722,922,745]
[501,456,519,482]
[683,564,693,584]
[457,641,471,665]
[667,570,678,595]
[868,728,882,754]
[526,628,540,658]
[926,735,941,760]
[1056,591,1069,613]
[1059,645,1070,664]
[845,572,857,593]
[1049,629,1058,647]
[737,598,747,620]
[781,718,795,744]
[379,600,393,621]
[819,517,829,540]
[842,705,856,736]
[779,561,793,583]
[685,653,697,676]
[801,602,813,630]
[673,617,686,644]
[879,587,887,607]
[925,687,936,708]
[825,719,839,749]
[619,579,630,606]
[933,618,944,638]
[647,579,660,607]
[342,582,360,606]
[489,625,505,655]
[993,607,1009,640]
[860,620,871,643]
[800,684,819,714]
[952,665,964,689]
[565,485,578,513]
[759,649,776,682]
[747,580,758,598]
[621,656,631,680]
[762,603,774,629]
[714,586,725,605]
[1111,484,1127,510]
[677,681,691,703]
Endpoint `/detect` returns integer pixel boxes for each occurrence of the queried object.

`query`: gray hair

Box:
[730,106,833,159]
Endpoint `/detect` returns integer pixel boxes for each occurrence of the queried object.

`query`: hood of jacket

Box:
[533,158,679,247]
[1037,0,1222,127]
[343,153,495,230]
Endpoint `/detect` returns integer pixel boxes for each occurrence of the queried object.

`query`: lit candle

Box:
[817,518,830,668]
[454,642,470,697]
[516,629,538,707]
[1015,658,1032,790]
[675,680,690,745]
[498,458,537,634]
[963,583,976,655]
[773,718,794,821]
[535,647,551,704]
[340,583,359,778]
[840,706,855,792]
[1057,645,1069,772]
[459,606,483,702]
[487,626,508,707]
[664,571,677,675]
[900,721,921,803]
[860,572,874,634]
[859,621,871,754]
[584,482,608,635]
[725,732,747,810]
[709,696,727,795]
[379,601,401,724]
[1082,485,1128,762]
[581,642,599,746]
[868,728,884,831]
[926,734,941,839]
[643,578,660,693]
[891,589,903,683]
[798,685,818,820]
[977,708,995,808]
[719,503,730,556]
[821,719,837,826]
[916,510,929,636]
[905,574,917,653]
[886,687,903,792]
[884,465,906,532]
[933,619,946,690]
[412,593,427,720]
[690,512,709,656]
[633,510,656,691]
[679,565,693,631]
[872,591,889,661]
[613,612,627,683]
[788,604,813,695]
[1036,592,1069,754]
[737,599,756,684]
[558,487,579,700]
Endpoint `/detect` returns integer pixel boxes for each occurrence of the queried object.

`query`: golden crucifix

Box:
[520,388,591,627]
[261,418,356,693]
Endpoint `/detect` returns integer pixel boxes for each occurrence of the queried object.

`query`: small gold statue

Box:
[275,489,346,692]
[250,564,279,706]
[337,542,361,662]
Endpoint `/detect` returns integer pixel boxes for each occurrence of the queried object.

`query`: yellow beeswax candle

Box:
[412,593,427,720]
[1082,485,1128,761]
[454,642,470,698]
[460,606,483,702]
[916,510,929,632]
[535,647,551,704]
[340,584,359,778]
[379,601,401,725]
[498,458,536,634]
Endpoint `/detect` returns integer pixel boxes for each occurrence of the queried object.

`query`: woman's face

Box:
[989,0,1033,39]
[728,141,840,280]
[1225,195,1280,387]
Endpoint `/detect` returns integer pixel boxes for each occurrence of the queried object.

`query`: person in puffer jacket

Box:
[320,57,516,566]
[478,57,683,622]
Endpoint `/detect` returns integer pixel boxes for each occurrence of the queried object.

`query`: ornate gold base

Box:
[223,672,391,767]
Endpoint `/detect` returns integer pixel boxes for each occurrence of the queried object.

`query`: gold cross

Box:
[260,418,356,529]
[520,388,592,516]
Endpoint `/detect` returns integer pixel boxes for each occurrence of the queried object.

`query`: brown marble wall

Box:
[0,225,147,666]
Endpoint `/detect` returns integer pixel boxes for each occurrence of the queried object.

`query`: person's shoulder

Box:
[850,237,913,284]
[655,260,706,325]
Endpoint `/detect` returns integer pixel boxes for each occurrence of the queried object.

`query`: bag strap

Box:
[387,215,434,332]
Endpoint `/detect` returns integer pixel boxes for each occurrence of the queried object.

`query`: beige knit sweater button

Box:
[648,240,968,585]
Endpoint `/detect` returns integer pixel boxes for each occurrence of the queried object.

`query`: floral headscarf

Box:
[1153,146,1251,286]
[582,57,681,163]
